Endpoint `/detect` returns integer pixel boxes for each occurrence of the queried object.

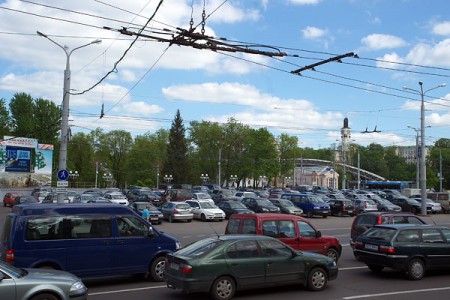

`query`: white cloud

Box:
[361,34,407,50]
[162,82,343,132]
[405,39,450,67]
[432,21,450,36]
[302,26,328,39]
[375,52,405,69]
[121,101,163,115]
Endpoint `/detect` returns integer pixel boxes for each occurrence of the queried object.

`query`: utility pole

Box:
[408,126,420,189]
[37,31,101,201]
[403,82,446,215]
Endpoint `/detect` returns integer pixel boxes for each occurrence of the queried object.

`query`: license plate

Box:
[150,217,158,221]
[170,262,179,270]
[348,210,353,213]
[365,243,378,250]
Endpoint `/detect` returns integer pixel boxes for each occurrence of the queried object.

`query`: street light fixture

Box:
[403,82,446,215]
[230,175,238,187]
[200,173,209,183]
[37,31,101,202]
[164,174,173,183]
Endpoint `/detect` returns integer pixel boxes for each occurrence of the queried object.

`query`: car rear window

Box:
[177,238,223,258]
[355,214,377,226]
[362,227,397,242]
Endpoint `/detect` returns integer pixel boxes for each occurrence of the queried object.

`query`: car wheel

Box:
[306,211,313,218]
[307,267,328,291]
[201,214,207,222]
[149,256,166,282]
[326,248,339,262]
[30,293,58,300]
[368,264,384,273]
[210,276,235,300]
[407,258,425,280]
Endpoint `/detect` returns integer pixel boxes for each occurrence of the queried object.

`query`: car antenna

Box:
[208,222,221,239]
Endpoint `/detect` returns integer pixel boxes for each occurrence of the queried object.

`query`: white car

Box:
[104,192,129,205]
[186,199,225,221]
[191,192,214,203]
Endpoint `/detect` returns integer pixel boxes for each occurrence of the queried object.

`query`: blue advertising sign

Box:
[5,146,32,172]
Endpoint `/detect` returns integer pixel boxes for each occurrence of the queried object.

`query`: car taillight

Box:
[173,209,179,214]
[6,249,14,262]
[379,245,395,254]
[364,202,367,208]
[355,241,363,249]
[180,263,192,273]
[376,215,382,224]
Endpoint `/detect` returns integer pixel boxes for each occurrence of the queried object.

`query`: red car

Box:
[3,192,24,207]
[225,213,342,262]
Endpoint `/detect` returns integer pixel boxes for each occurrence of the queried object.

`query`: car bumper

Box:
[173,214,194,220]
[355,249,409,271]
[204,215,225,220]
[165,273,211,294]
[328,265,339,281]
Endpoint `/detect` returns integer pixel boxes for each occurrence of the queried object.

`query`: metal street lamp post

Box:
[37,31,101,202]
[403,82,446,215]
[230,175,238,187]
[407,126,420,189]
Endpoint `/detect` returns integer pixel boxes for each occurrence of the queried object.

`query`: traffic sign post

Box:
[57,181,69,187]
[57,169,69,181]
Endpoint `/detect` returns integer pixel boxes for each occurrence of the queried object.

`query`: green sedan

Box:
[164,234,338,300]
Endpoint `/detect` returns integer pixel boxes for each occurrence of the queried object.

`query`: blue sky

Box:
[1,0,449,149]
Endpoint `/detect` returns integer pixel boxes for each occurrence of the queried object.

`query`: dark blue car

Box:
[280,193,331,218]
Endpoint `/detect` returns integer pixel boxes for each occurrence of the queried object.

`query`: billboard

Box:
[0,137,53,188]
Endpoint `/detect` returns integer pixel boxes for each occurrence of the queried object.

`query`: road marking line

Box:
[342,286,450,299]
[88,285,166,296]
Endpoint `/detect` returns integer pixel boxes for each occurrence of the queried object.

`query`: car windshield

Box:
[176,204,191,210]
[176,238,223,258]
[228,202,246,209]
[308,196,323,203]
[255,199,272,206]
[199,202,216,209]
[279,199,294,207]
[110,194,125,199]
[196,193,210,199]
[362,227,397,242]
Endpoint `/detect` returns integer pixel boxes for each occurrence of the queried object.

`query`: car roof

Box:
[229,213,307,221]
[372,224,435,230]
[11,203,134,216]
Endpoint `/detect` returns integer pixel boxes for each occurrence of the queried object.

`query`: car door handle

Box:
[118,239,126,244]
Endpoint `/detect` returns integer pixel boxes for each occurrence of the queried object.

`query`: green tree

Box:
[8,93,60,143]
[126,129,169,188]
[164,110,190,184]
[277,134,300,186]
[97,130,132,188]
[67,132,96,185]
[0,98,11,137]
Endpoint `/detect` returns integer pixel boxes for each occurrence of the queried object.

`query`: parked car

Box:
[160,201,194,223]
[225,213,342,262]
[352,198,378,214]
[191,185,211,194]
[128,201,163,224]
[349,211,427,255]
[191,192,214,203]
[42,192,70,203]
[0,260,88,300]
[72,194,97,203]
[185,199,226,221]
[103,191,129,205]
[160,189,193,204]
[269,198,303,216]
[211,189,237,203]
[66,190,79,203]
[327,199,354,217]
[241,197,280,213]
[281,193,331,218]
[164,235,338,300]
[13,196,38,206]
[427,192,450,213]
[234,191,258,200]
[127,187,158,202]
[1,203,180,281]
[370,197,402,212]
[411,196,442,214]
[355,224,450,280]
[3,192,24,207]
[216,201,255,219]
[388,196,431,214]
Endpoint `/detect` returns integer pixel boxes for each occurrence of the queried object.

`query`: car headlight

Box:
[70,281,88,296]
[313,207,320,210]
[262,208,269,212]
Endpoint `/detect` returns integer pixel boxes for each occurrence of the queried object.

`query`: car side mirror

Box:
[316,230,322,238]
[147,226,157,237]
